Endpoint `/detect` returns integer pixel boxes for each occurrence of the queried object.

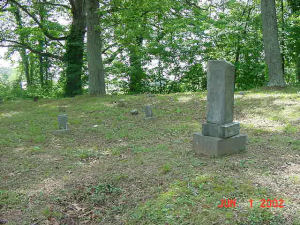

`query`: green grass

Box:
[129,175,284,225]
[0,87,299,224]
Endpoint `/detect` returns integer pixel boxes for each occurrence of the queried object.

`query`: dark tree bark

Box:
[64,0,86,97]
[261,0,286,87]
[86,0,106,95]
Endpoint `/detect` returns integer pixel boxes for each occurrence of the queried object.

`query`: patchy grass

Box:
[0,87,299,224]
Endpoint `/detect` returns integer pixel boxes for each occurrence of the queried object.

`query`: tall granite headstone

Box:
[193,60,247,156]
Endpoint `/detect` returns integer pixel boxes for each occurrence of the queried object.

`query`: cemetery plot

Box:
[0,87,299,224]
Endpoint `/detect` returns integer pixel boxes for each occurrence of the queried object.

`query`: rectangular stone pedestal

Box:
[202,122,240,138]
[193,133,247,156]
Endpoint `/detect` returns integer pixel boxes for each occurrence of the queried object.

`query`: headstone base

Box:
[202,122,240,138]
[144,117,155,120]
[53,129,70,135]
[193,133,247,156]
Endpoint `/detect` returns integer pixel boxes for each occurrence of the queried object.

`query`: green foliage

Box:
[243,208,286,225]
[0,0,299,97]
[0,190,24,208]
[88,183,122,205]
[129,174,284,225]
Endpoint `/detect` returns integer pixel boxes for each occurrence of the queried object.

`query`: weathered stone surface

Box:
[118,99,126,107]
[192,60,247,156]
[206,60,235,124]
[144,105,153,118]
[193,133,247,156]
[202,122,240,138]
[0,219,8,224]
[130,109,139,115]
[58,114,68,130]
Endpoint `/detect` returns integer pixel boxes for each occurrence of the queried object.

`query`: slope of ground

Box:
[0,87,299,225]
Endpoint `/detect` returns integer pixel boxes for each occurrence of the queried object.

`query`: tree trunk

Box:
[234,1,252,86]
[280,0,285,75]
[64,0,86,97]
[39,40,44,87]
[261,0,286,87]
[86,0,106,95]
[297,56,300,83]
[128,36,145,93]
[13,5,31,86]
[20,49,31,86]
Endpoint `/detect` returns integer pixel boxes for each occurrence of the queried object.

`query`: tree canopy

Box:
[0,0,299,98]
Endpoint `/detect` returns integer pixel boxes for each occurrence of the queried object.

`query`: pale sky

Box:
[0,45,20,68]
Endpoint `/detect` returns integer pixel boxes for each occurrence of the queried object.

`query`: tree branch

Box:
[102,43,118,54]
[0,40,64,60]
[8,0,68,41]
[184,0,209,11]
[103,47,124,64]
[41,0,71,10]
[0,0,8,11]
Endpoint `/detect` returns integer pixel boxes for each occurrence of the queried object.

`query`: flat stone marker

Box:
[130,109,139,115]
[58,114,68,130]
[118,99,126,107]
[193,60,247,156]
[144,105,153,119]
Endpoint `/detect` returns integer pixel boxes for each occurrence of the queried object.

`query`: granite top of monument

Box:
[193,60,247,156]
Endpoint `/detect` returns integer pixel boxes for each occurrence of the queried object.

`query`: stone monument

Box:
[193,60,247,156]
[58,114,68,130]
[144,105,154,119]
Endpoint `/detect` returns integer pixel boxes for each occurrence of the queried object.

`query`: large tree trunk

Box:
[64,0,86,97]
[86,0,106,95]
[261,0,286,87]
[13,6,31,86]
[297,55,300,83]
[128,36,145,93]
[39,40,44,87]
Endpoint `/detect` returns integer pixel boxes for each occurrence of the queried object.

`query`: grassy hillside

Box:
[0,87,299,225]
